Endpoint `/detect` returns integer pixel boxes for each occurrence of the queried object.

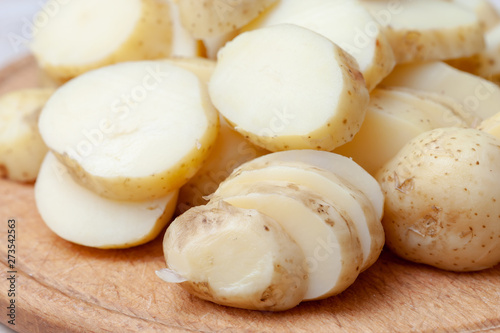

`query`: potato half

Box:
[39,61,219,201]
[209,24,369,152]
[377,127,500,271]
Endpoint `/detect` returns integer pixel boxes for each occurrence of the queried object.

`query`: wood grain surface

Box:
[0,57,499,333]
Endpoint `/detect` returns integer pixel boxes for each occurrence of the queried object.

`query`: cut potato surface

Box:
[174,0,277,38]
[377,127,500,271]
[39,61,219,201]
[242,0,395,90]
[35,153,178,249]
[360,0,484,64]
[211,181,363,301]
[163,56,216,84]
[209,24,369,152]
[0,88,54,182]
[448,0,500,31]
[381,61,500,122]
[334,88,468,175]
[477,111,500,139]
[240,150,385,222]
[31,0,172,82]
[177,117,268,213]
[167,0,203,58]
[215,163,383,271]
[162,201,307,311]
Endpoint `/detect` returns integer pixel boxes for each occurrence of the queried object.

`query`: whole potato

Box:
[377,127,500,271]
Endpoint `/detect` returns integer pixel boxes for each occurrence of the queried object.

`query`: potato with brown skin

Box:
[377,127,500,271]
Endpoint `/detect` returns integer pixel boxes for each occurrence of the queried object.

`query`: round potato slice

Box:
[161,201,308,311]
[35,153,178,249]
[214,162,384,272]
[241,0,395,90]
[0,88,54,182]
[211,181,364,301]
[31,0,173,82]
[209,24,369,152]
[39,61,219,201]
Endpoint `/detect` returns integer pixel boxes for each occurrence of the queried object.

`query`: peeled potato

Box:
[334,88,468,175]
[173,0,277,38]
[0,88,54,182]
[161,200,307,311]
[209,24,369,152]
[31,0,173,82]
[360,0,485,64]
[35,153,178,249]
[241,0,395,90]
[39,61,219,201]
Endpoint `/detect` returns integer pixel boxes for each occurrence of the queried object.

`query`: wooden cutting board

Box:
[0,57,499,333]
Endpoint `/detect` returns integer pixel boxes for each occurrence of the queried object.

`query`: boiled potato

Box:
[161,200,307,311]
[35,153,178,249]
[381,61,500,121]
[209,24,369,152]
[39,61,219,201]
[31,0,173,82]
[211,181,364,301]
[377,127,500,271]
[241,0,395,91]
[334,88,468,175]
[0,88,54,182]
[360,0,484,64]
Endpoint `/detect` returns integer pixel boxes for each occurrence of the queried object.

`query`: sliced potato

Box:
[163,56,216,84]
[0,88,54,182]
[35,153,178,249]
[31,0,173,82]
[177,118,268,213]
[448,0,500,31]
[161,200,307,311]
[39,61,219,201]
[377,127,500,271]
[209,24,369,152]
[334,88,468,175]
[211,181,363,301]
[241,0,395,90]
[380,61,500,122]
[360,0,484,64]
[167,0,203,58]
[477,111,500,139]
[174,0,277,38]
[215,162,383,272]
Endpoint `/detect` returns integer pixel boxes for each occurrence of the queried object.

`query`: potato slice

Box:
[163,56,216,84]
[360,0,484,64]
[31,0,172,82]
[334,88,468,175]
[174,0,277,38]
[215,162,383,272]
[167,0,203,58]
[377,127,500,271]
[477,111,500,139]
[161,201,307,311]
[238,150,385,222]
[211,181,363,301]
[241,0,395,91]
[39,61,219,201]
[209,24,369,152]
[448,0,500,31]
[35,153,178,249]
[177,118,268,213]
[0,88,54,182]
[380,61,500,121]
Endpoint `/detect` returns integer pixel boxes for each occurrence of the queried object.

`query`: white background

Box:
[1,0,500,332]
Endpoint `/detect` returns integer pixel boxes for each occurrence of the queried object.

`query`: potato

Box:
[161,200,307,311]
[209,24,369,152]
[241,0,395,91]
[448,0,500,31]
[477,111,500,139]
[0,88,54,182]
[334,88,468,175]
[381,61,500,121]
[38,61,219,201]
[31,0,173,82]
[163,57,216,84]
[167,0,204,58]
[377,127,500,271]
[35,153,178,249]
[173,0,277,38]
[214,161,384,272]
[211,181,363,301]
[360,0,485,64]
